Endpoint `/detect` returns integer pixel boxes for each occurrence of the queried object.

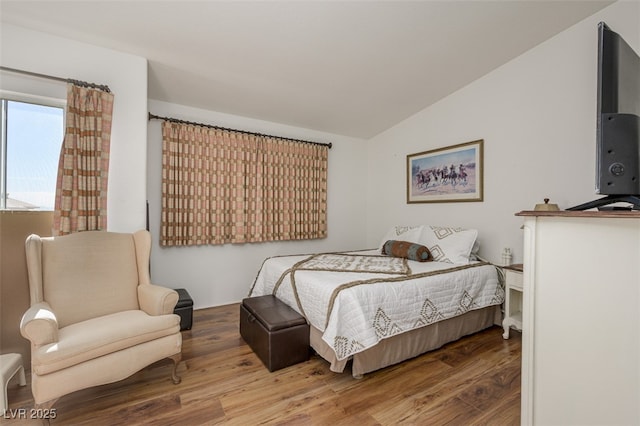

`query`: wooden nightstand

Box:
[502,263,523,339]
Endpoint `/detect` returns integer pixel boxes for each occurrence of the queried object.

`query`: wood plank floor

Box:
[3,304,521,425]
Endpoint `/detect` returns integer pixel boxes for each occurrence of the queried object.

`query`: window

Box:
[0,97,64,210]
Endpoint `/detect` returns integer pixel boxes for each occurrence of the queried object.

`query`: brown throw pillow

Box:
[382,240,432,262]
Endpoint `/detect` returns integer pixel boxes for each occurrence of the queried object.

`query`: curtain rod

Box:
[0,66,111,93]
[148,112,332,149]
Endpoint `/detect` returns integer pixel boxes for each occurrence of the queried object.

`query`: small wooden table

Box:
[502,263,523,339]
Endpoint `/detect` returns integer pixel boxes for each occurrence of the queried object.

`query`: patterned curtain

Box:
[161,121,328,246]
[52,83,114,236]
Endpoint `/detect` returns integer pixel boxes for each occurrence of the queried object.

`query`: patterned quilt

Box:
[249,250,504,361]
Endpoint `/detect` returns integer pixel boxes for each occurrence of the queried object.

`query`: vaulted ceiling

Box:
[0,1,613,138]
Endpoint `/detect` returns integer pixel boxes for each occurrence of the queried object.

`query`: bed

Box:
[248,225,505,378]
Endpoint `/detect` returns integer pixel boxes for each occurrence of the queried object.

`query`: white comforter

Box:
[249,250,504,361]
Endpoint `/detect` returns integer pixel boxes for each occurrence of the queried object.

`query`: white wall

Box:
[366,1,640,264]
[0,24,148,232]
[147,100,368,308]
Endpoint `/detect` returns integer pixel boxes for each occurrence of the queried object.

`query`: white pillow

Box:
[378,226,423,253]
[469,239,481,260]
[419,226,478,264]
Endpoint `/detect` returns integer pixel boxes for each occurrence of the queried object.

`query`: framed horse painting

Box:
[407,139,484,204]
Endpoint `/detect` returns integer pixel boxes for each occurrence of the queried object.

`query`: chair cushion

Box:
[31,310,180,375]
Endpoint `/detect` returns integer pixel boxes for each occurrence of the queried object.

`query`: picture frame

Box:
[407,139,484,204]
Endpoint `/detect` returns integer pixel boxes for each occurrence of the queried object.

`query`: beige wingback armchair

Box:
[20,230,182,409]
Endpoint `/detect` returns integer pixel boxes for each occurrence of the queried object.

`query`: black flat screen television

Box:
[568,22,640,211]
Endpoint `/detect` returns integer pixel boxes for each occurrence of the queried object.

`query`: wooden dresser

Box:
[517,210,640,425]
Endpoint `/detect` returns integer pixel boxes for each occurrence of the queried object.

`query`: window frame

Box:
[0,91,66,211]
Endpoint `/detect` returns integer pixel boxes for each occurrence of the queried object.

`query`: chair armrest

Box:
[20,302,59,347]
[138,284,179,316]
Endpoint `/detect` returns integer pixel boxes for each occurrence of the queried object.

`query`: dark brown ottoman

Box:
[239,295,310,372]
[173,288,193,331]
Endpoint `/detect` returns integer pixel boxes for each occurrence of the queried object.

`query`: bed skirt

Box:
[310,305,502,378]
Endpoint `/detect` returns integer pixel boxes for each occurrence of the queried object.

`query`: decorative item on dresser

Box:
[533,198,560,211]
[501,263,523,339]
[517,210,640,425]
